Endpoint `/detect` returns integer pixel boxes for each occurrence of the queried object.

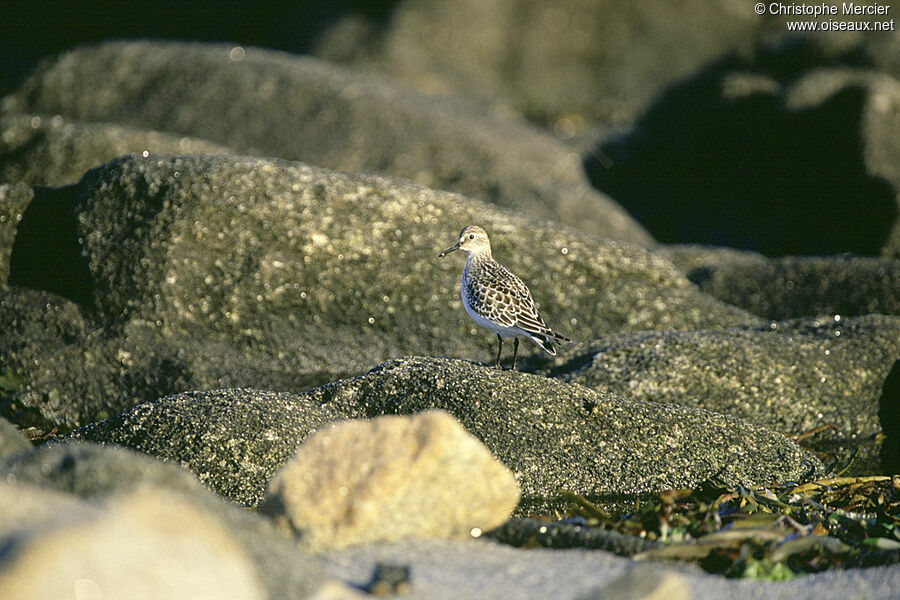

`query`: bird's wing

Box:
[469,259,572,344]
[466,273,518,328]
[515,303,556,337]
[495,264,572,343]
[484,263,556,336]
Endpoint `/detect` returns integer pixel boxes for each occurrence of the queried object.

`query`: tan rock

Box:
[0,482,265,599]
[265,410,520,551]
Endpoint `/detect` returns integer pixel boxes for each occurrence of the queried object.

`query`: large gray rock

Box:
[310,0,754,124]
[660,245,900,320]
[533,315,900,445]
[0,287,193,429]
[315,2,898,125]
[1,40,650,244]
[0,183,31,285]
[73,358,821,511]
[69,391,342,506]
[1,154,756,428]
[264,410,520,551]
[2,441,215,500]
[0,113,232,186]
[314,358,821,506]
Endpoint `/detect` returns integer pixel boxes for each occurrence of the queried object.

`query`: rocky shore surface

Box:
[1,10,898,598]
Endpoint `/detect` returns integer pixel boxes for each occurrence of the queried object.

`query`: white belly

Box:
[461,276,522,338]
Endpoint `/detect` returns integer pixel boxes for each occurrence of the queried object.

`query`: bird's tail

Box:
[534,335,556,355]
[550,330,572,343]
[529,331,572,355]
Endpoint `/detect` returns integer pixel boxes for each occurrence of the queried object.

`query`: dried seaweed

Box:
[551,475,900,579]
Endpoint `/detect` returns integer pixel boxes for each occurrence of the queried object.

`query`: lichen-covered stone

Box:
[1,40,650,244]
[0,113,232,186]
[1,154,756,428]
[69,391,343,506]
[0,288,193,429]
[314,357,822,505]
[73,358,821,510]
[660,245,900,320]
[312,0,762,124]
[534,315,900,443]
[0,183,32,285]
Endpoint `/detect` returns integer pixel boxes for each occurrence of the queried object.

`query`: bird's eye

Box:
[469,234,475,239]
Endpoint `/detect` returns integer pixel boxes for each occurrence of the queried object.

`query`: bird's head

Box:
[438,225,492,258]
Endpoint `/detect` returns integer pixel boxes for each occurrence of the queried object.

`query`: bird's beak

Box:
[438,242,459,258]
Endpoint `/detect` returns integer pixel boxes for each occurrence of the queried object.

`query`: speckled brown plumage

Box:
[439,225,571,368]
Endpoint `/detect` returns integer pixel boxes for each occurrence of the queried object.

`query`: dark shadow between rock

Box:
[8,185,94,307]
[878,359,900,474]
[586,45,899,257]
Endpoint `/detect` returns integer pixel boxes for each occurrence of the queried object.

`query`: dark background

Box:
[2,0,897,257]
[0,0,396,97]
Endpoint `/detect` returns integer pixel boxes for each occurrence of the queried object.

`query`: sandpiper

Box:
[438,225,571,369]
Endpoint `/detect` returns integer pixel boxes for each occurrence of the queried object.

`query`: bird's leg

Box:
[495,334,503,368]
[512,337,519,371]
